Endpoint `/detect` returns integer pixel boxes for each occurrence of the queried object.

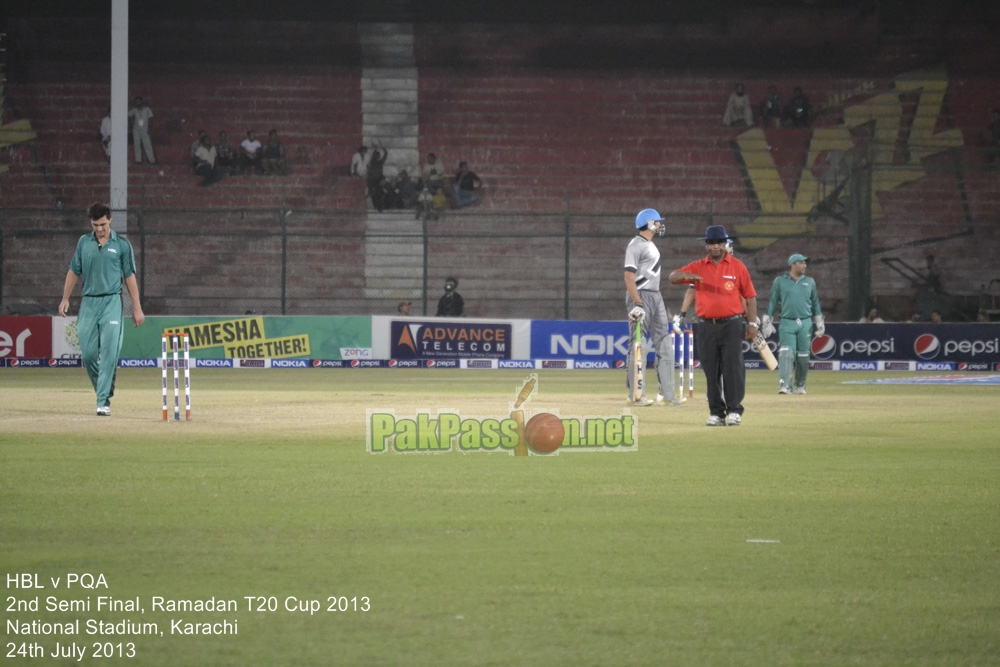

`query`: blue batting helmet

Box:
[635,208,664,230]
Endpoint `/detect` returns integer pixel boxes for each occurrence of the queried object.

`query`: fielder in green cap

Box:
[59,203,145,415]
[761,253,823,395]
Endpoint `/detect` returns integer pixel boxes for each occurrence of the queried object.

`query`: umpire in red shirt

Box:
[669,225,760,426]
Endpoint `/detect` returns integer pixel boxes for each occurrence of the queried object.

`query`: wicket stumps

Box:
[672,326,695,400]
[161,333,191,421]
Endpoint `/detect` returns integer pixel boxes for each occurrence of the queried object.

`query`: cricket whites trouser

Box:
[77,294,124,408]
[624,291,675,399]
[777,318,812,388]
[133,128,155,164]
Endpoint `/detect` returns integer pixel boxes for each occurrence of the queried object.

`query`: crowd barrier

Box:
[2,316,999,371]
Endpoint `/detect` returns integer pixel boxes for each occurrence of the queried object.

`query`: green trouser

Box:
[777,317,812,389]
[77,294,123,408]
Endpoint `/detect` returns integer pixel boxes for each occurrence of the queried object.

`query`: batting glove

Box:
[813,314,825,337]
[761,314,776,338]
[672,314,681,331]
[629,304,645,323]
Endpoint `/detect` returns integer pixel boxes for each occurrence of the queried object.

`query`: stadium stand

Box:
[2,10,999,319]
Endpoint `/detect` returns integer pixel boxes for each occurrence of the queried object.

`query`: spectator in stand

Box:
[930,310,943,323]
[925,254,943,293]
[397,300,411,315]
[452,161,482,208]
[127,96,156,165]
[859,308,885,323]
[421,152,446,193]
[240,130,263,175]
[366,144,387,204]
[759,86,782,129]
[397,170,420,211]
[262,129,288,176]
[987,109,1000,169]
[215,131,237,175]
[722,83,754,128]
[784,87,812,128]
[193,134,223,187]
[371,176,399,212]
[417,186,447,220]
[350,145,370,179]
[431,188,448,217]
[100,108,112,160]
[190,130,208,171]
[417,186,435,220]
[436,277,464,317]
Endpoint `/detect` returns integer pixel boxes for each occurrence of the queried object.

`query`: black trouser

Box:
[695,317,746,418]
[195,163,222,186]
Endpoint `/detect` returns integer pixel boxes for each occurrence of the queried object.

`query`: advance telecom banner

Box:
[371,317,531,360]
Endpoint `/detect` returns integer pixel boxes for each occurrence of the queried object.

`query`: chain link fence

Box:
[3,154,999,322]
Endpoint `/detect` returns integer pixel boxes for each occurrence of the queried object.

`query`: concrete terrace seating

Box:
[4,15,1000,319]
[417,70,752,213]
[3,61,366,212]
[133,211,371,316]
[416,66,971,216]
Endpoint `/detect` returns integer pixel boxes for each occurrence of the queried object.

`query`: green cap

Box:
[788,253,808,266]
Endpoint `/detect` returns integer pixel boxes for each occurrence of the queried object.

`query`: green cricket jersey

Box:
[69,230,136,294]
[767,272,821,320]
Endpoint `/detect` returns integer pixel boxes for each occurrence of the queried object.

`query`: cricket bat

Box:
[632,319,644,401]
[753,332,779,371]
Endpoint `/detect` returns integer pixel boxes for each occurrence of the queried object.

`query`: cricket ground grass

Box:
[2,369,999,665]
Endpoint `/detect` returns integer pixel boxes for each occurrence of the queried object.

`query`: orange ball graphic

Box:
[525,413,565,454]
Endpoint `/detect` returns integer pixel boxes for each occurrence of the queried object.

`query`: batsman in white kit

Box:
[623,208,686,407]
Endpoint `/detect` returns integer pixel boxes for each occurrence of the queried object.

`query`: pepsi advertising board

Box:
[745,323,1000,364]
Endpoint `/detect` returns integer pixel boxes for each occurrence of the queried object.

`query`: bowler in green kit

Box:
[761,253,824,395]
[59,203,145,415]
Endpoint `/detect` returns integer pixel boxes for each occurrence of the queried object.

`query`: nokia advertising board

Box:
[530,321,640,364]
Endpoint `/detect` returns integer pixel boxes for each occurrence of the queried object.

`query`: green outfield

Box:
[1,369,999,666]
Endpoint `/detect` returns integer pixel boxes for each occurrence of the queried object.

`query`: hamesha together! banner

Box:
[119,316,371,359]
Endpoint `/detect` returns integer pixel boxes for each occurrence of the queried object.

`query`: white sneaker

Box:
[96,406,111,416]
[705,415,725,426]
[726,412,742,426]
[778,381,790,395]
[628,397,655,407]
[795,386,807,395]
[655,394,687,406]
